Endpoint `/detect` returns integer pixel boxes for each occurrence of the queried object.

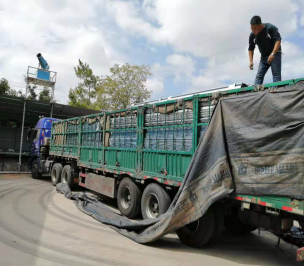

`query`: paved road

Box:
[0,174,300,266]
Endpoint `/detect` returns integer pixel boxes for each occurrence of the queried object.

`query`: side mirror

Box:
[27,128,33,141]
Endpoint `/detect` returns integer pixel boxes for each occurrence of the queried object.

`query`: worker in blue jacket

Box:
[248,16,282,85]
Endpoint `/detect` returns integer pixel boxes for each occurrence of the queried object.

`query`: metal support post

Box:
[50,85,55,118]
[18,83,28,173]
[18,99,27,173]
[50,102,54,118]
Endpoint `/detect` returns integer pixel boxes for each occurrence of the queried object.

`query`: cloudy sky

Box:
[0,0,304,104]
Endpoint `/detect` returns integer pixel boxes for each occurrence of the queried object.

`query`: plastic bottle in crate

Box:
[165,128,173,151]
[119,131,124,148]
[184,127,193,151]
[157,128,165,150]
[198,125,207,142]
[109,132,114,147]
[82,134,85,146]
[144,130,150,149]
[131,130,137,148]
[149,129,156,150]
[185,109,193,124]
[93,132,96,147]
[167,113,173,125]
[174,127,182,151]
[200,106,209,123]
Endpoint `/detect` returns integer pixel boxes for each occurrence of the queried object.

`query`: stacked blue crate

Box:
[109,113,137,149]
[144,104,194,152]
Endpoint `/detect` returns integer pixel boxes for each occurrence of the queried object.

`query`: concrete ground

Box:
[0,174,301,266]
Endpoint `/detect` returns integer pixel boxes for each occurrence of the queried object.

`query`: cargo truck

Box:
[28,78,304,252]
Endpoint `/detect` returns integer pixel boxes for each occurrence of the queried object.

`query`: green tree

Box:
[68,85,91,108]
[24,76,37,101]
[38,87,52,103]
[68,60,99,109]
[0,78,23,97]
[0,78,10,95]
[96,63,152,110]
[27,85,37,100]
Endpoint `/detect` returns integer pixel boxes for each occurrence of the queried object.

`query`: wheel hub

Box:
[121,186,131,209]
[146,193,160,219]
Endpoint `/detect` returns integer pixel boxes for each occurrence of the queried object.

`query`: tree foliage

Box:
[0,78,10,95]
[96,63,152,111]
[68,61,152,111]
[68,60,99,109]
[0,78,22,97]
[23,76,38,101]
[38,87,52,103]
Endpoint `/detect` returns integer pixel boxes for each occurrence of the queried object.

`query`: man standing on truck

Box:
[248,16,282,85]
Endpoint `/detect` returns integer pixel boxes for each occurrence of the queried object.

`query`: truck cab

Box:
[28,117,59,178]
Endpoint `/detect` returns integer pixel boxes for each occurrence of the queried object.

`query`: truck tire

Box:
[31,159,42,179]
[51,163,63,186]
[61,165,74,190]
[210,202,225,243]
[224,208,257,235]
[176,206,215,248]
[117,177,142,219]
[141,183,172,220]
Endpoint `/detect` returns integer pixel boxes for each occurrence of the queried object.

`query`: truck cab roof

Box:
[35,117,60,130]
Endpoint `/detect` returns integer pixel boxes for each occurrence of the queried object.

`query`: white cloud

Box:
[148,54,195,87]
[166,54,191,66]
[0,0,123,104]
[109,0,301,58]
[187,42,304,93]
[146,78,164,98]
[1,0,303,105]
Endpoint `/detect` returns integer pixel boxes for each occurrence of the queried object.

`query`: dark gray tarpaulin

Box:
[57,81,304,243]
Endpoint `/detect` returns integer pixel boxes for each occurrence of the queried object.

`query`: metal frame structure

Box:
[27,66,57,113]
[18,66,57,173]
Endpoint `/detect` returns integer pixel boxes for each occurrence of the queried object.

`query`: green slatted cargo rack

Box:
[32,77,304,254]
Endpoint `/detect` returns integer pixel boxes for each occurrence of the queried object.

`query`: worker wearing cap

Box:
[248,16,282,85]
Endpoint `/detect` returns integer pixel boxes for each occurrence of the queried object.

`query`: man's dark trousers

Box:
[254,53,282,85]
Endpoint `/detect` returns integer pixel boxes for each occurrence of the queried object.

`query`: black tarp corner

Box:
[57,81,304,243]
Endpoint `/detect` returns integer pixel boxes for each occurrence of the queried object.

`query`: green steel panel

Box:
[62,146,78,158]
[80,148,91,164]
[104,150,137,170]
[142,151,191,178]
[117,150,137,170]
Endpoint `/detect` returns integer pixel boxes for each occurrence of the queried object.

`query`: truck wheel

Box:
[141,183,172,220]
[31,159,42,179]
[117,177,142,219]
[61,165,74,190]
[176,206,215,248]
[51,163,63,186]
[224,208,257,235]
[210,202,225,243]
